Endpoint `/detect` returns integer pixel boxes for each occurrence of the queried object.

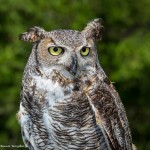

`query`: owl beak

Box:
[67,56,77,76]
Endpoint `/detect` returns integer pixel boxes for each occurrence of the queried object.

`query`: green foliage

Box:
[0,0,150,149]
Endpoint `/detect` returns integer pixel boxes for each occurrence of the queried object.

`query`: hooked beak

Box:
[67,55,77,76]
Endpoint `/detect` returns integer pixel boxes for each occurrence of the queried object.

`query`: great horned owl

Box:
[17,19,135,150]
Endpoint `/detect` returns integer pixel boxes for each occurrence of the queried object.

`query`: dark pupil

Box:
[82,47,86,52]
[54,47,58,52]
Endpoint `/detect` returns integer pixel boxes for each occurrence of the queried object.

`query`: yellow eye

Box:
[48,47,64,56]
[80,47,90,56]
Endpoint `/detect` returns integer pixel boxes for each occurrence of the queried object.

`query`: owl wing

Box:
[18,91,35,150]
[18,81,49,150]
[86,77,133,149]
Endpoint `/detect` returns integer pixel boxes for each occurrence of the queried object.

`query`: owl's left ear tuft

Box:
[19,26,46,43]
[82,18,104,41]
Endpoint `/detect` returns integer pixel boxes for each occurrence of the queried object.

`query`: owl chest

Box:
[33,76,96,123]
[25,76,102,149]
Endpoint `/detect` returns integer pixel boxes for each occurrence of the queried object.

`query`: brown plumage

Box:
[17,18,135,150]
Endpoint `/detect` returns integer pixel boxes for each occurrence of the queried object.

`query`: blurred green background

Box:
[0,0,150,149]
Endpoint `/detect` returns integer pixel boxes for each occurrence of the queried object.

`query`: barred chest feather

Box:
[19,72,109,150]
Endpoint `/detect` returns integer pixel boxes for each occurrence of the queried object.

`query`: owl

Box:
[17,19,135,150]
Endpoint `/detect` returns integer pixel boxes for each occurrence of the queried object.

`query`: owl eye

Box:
[80,47,90,56]
[48,47,64,56]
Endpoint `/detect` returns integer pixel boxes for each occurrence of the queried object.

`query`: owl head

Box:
[20,19,104,77]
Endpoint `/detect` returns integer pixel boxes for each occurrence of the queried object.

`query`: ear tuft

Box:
[82,18,104,40]
[19,26,46,42]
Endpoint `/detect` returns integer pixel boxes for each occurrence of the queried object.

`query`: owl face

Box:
[37,30,97,77]
[20,19,104,78]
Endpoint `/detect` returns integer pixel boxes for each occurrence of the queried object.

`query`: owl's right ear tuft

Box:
[19,26,46,43]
